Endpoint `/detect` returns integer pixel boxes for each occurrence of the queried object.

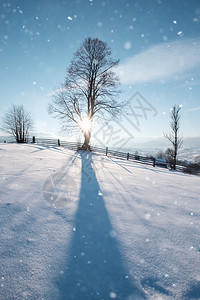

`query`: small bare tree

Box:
[164,105,183,170]
[1,105,32,143]
[48,37,121,149]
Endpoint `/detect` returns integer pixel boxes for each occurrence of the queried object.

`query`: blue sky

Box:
[0,0,200,146]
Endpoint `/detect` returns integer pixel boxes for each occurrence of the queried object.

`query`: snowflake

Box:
[177,31,183,36]
[97,21,103,27]
[109,292,117,299]
[124,41,132,50]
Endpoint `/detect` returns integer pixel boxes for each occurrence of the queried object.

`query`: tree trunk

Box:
[82,118,93,150]
[83,131,91,150]
[173,154,177,170]
[16,131,19,143]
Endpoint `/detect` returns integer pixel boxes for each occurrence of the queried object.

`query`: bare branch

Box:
[48,37,121,148]
[164,105,183,170]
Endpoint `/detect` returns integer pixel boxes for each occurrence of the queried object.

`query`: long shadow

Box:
[56,152,145,300]
[184,281,200,299]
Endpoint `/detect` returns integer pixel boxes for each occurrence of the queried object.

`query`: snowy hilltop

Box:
[0,143,200,300]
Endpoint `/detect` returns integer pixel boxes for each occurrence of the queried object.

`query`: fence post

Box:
[58,139,60,146]
[106,147,108,156]
[153,158,155,167]
[32,136,36,143]
[127,153,129,160]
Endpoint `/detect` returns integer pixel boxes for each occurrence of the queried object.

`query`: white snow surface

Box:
[0,143,200,300]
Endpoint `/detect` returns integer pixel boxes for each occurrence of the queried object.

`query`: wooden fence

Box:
[28,137,79,151]
[4,135,200,174]
[28,136,162,168]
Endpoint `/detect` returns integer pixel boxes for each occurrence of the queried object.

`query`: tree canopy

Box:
[48,37,121,149]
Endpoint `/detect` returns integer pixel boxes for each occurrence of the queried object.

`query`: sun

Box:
[80,118,92,133]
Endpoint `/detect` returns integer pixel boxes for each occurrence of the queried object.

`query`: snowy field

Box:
[0,143,200,300]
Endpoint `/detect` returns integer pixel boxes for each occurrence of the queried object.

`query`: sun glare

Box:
[80,118,92,133]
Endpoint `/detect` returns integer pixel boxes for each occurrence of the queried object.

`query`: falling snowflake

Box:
[124,41,132,50]
[177,31,183,36]
[109,292,117,299]
[67,16,72,20]
[145,213,151,220]
[97,21,103,27]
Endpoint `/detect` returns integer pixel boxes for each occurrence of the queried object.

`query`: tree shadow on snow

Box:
[141,277,172,297]
[184,282,200,299]
[56,151,145,300]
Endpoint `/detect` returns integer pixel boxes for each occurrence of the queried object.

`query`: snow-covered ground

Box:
[0,143,200,300]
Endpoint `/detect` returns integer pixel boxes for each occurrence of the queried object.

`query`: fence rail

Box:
[27,137,80,151]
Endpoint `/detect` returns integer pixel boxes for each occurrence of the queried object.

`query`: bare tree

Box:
[164,105,183,170]
[48,37,121,149]
[1,104,32,143]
